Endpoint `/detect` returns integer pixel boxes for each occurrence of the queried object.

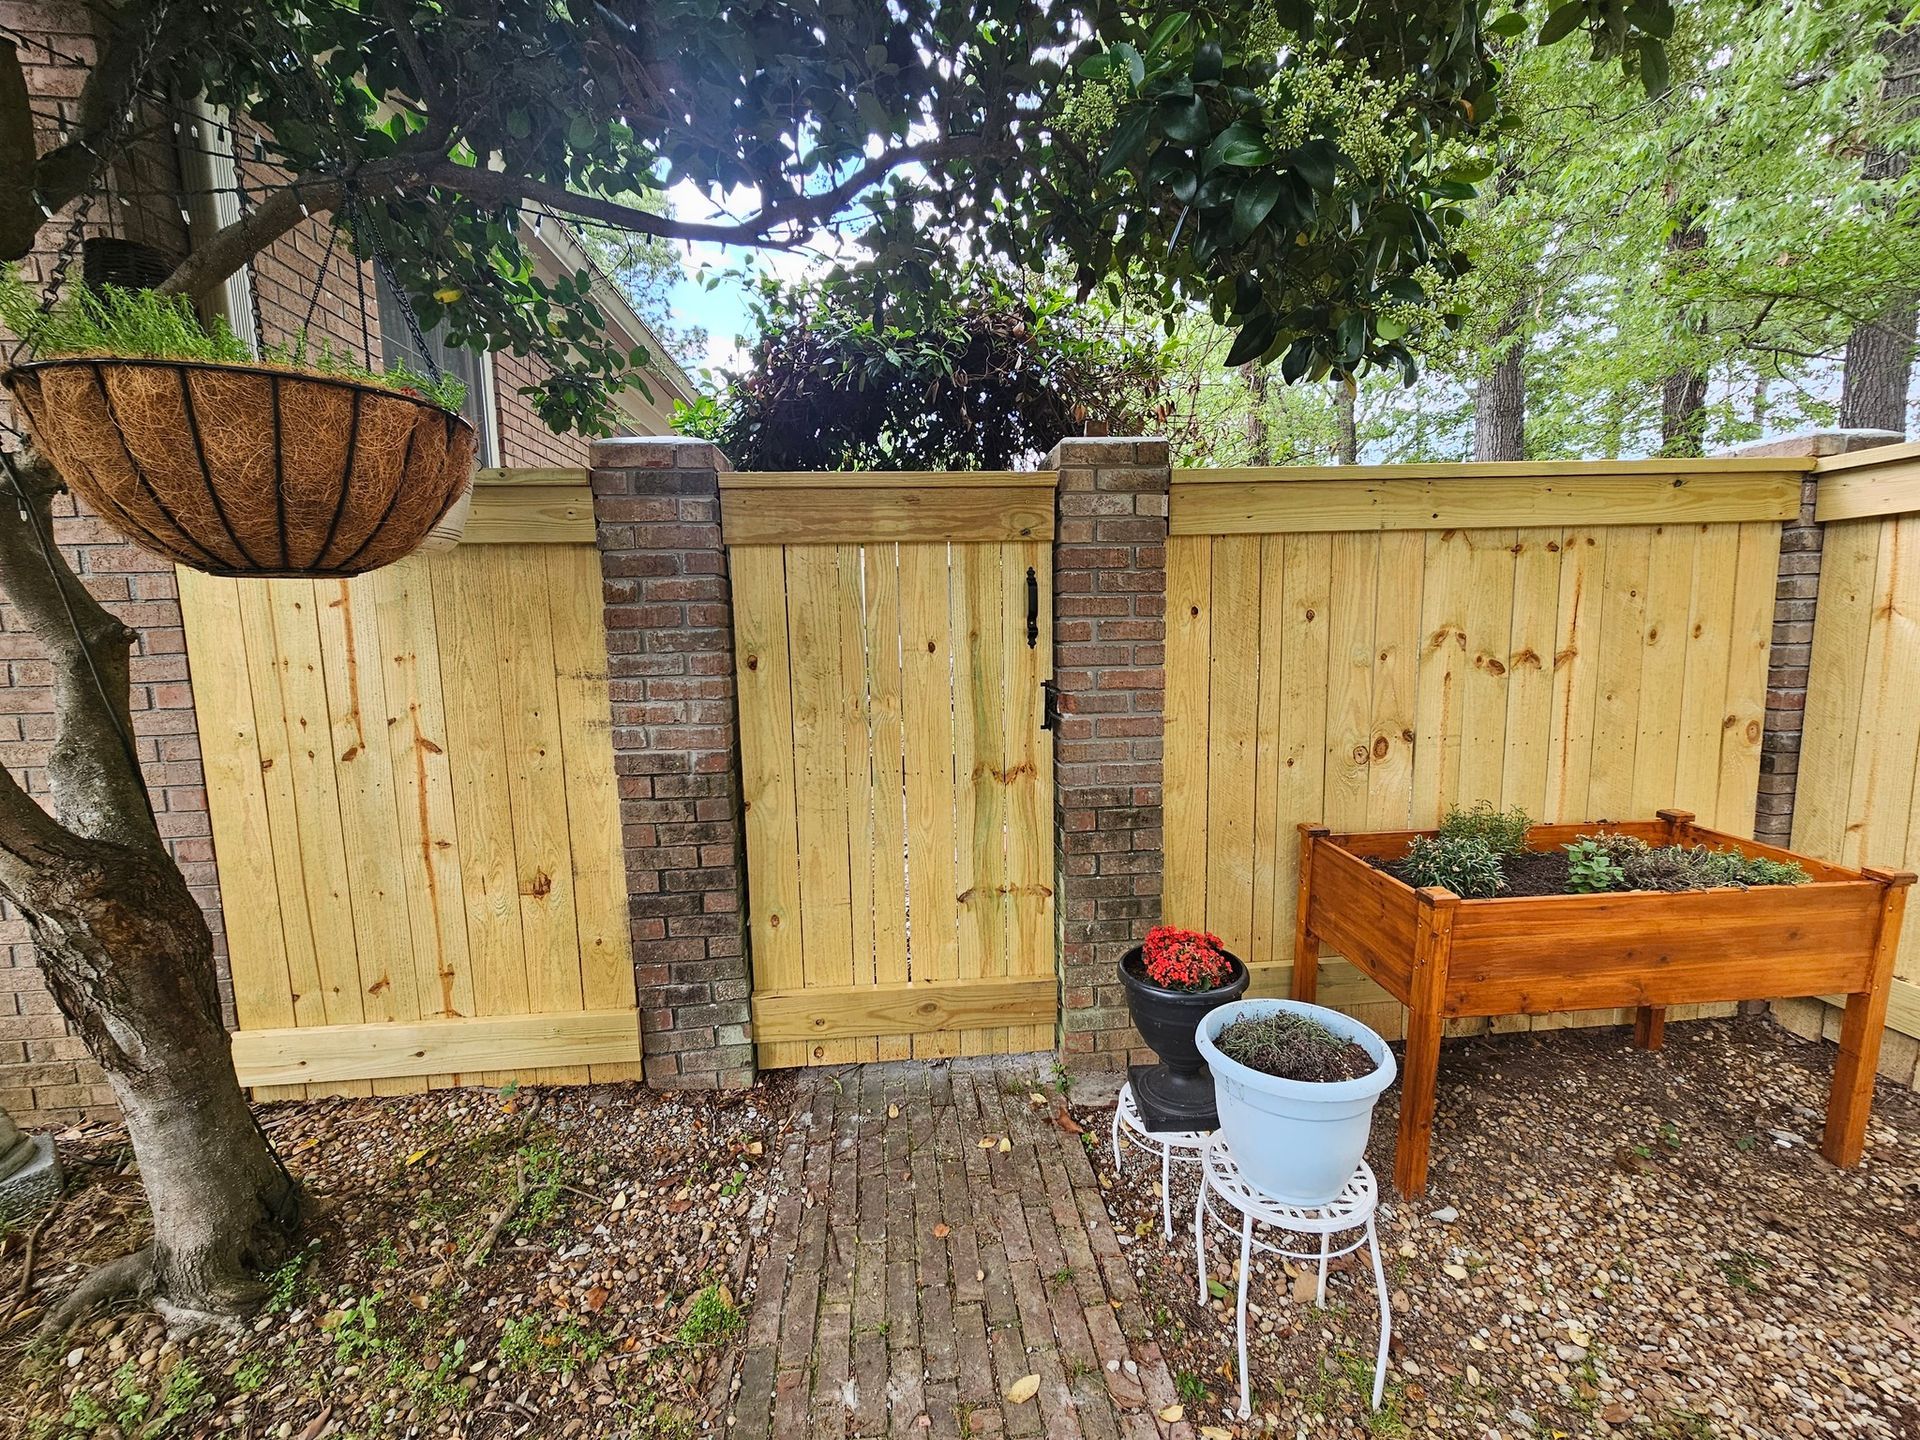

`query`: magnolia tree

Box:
[0,0,1676,1326]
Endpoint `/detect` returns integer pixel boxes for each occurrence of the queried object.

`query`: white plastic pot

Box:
[1195,998,1397,1206]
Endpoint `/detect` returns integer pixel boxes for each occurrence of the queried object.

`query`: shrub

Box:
[1734,855,1810,886]
[1402,834,1506,898]
[1138,925,1235,991]
[1438,800,1532,857]
[1213,1010,1374,1083]
[1565,838,1627,893]
[1615,842,1810,891]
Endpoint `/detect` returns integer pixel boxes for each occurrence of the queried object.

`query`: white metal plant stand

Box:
[1110,1081,1210,1240]
[1193,1134,1391,1417]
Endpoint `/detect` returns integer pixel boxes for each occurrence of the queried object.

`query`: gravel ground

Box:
[0,1074,797,1439]
[1080,1014,1920,1440]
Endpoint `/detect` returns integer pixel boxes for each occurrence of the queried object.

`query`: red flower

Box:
[1140,925,1233,992]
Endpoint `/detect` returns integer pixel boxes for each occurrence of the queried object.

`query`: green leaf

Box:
[1099,108,1153,179]
[1290,137,1339,192]
[1157,93,1211,146]
[1112,41,1146,87]
[1487,11,1528,39]
[1231,173,1284,239]
[1193,40,1223,84]
[1636,36,1670,96]
[1143,13,1190,59]
[1537,2,1586,47]
[1224,313,1278,367]
[1205,122,1273,170]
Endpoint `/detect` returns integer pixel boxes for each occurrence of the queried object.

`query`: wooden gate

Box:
[180,470,639,1097]
[725,472,1057,1065]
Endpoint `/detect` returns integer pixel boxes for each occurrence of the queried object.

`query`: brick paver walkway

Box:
[727,1058,1199,1440]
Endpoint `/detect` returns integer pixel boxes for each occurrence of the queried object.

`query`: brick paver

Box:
[729,1057,1196,1440]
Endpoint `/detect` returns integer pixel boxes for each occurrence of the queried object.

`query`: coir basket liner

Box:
[4,357,475,577]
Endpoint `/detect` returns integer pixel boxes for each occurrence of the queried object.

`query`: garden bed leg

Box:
[1821,868,1913,1167]
[1632,1007,1666,1050]
[1290,825,1329,1003]
[1395,887,1458,1198]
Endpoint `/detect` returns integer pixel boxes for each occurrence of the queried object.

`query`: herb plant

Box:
[1565,838,1627,893]
[1402,834,1506,898]
[1213,1009,1374,1083]
[1438,800,1533,857]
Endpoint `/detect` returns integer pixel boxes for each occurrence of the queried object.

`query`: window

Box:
[374,268,499,466]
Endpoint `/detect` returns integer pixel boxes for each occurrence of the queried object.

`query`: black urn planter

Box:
[1119,944,1249,1133]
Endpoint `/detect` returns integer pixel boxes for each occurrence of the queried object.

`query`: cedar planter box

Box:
[1292,809,1913,1198]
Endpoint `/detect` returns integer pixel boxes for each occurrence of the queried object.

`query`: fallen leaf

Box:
[1053,1107,1085,1136]
[997,1137,1012,1153]
[1201,1428,1235,1439]
[584,1286,609,1312]
[1029,1092,1048,1106]
[933,1222,951,1239]
[1600,1402,1631,1424]
[1005,1374,1041,1405]
[888,1104,900,1119]
[295,1409,333,1440]
[978,1137,997,1149]
[1158,1403,1184,1422]
[745,1140,764,1156]
[404,1148,430,1167]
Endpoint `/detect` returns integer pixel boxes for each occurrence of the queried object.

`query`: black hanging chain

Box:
[295,179,343,351]
[27,0,173,335]
[357,198,444,384]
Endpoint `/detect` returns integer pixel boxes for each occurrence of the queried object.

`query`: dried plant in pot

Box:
[1118,925,1248,1132]
[1,276,475,578]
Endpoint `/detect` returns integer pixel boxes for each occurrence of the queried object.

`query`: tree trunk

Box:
[1475,313,1526,461]
[1661,205,1710,457]
[1334,377,1357,464]
[1840,21,1920,435]
[1242,363,1271,465]
[0,453,297,1327]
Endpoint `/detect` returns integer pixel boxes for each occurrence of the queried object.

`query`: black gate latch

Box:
[1041,679,1061,731]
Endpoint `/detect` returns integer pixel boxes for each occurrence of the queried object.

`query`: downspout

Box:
[176,98,258,353]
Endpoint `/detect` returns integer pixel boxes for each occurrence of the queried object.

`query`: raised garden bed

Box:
[1291,809,1914,1196]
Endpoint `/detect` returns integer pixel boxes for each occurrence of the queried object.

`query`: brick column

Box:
[589,438,753,1090]
[1729,430,1902,845]
[1048,437,1171,1077]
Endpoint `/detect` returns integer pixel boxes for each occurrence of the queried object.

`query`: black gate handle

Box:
[1025,566,1038,648]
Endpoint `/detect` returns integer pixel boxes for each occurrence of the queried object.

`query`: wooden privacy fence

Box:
[726,472,1056,1066]
[1163,458,1804,1041]
[181,469,638,1097]
[1794,440,1920,1063]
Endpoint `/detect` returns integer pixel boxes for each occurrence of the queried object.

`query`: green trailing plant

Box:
[1402,834,1507,898]
[0,270,467,413]
[1565,838,1627,893]
[1439,801,1533,857]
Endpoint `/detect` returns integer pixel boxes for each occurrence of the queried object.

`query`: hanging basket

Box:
[3,357,475,578]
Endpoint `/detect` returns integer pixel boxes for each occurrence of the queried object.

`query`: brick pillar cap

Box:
[1724,429,1903,459]
[589,436,732,471]
[1044,436,1168,469]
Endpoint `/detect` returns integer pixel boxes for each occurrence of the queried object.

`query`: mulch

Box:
[1081,1014,1920,1439]
[0,1073,797,1439]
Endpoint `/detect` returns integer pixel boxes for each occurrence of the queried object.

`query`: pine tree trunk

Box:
[1840,21,1920,435]
[1475,315,1525,461]
[0,453,297,1327]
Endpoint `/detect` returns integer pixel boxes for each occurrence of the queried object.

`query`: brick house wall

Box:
[0,4,680,1123]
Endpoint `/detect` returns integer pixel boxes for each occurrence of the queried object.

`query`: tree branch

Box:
[0,449,157,855]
